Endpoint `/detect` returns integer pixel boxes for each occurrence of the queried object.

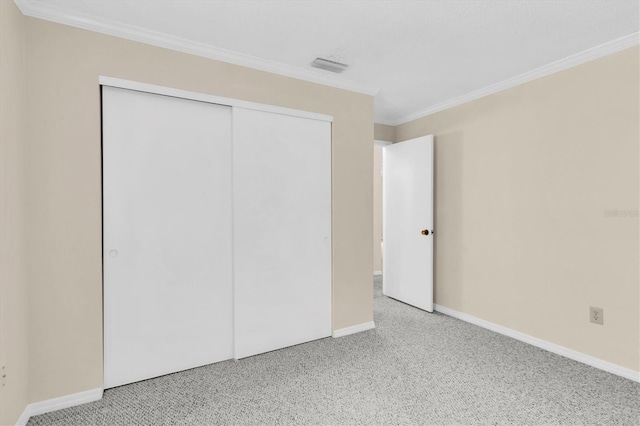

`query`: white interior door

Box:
[383,135,434,312]
[233,108,332,359]
[103,87,233,388]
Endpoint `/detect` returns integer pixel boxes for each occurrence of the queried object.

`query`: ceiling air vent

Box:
[311,57,348,73]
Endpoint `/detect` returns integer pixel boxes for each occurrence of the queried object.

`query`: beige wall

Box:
[373,147,383,273]
[374,123,396,142]
[0,1,29,424]
[397,47,639,372]
[23,17,373,403]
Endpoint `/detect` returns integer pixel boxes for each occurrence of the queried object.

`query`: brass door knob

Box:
[421,229,429,236]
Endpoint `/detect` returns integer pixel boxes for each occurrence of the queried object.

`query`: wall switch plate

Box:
[1,359,6,387]
[590,306,603,325]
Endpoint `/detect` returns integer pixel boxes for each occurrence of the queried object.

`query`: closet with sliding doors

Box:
[101,79,331,388]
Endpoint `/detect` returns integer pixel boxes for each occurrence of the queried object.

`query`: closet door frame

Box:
[99,76,332,123]
[100,76,333,380]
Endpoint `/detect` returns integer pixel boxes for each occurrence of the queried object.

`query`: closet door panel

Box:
[103,87,233,388]
[233,108,332,359]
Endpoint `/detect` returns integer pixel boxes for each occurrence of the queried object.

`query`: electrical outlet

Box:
[590,306,603,325]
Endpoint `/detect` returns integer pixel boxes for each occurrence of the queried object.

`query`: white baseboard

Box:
[332,321,376,338]
[15,387,103,425]
[15,406,31,426]
[373,271,382,276]
[434,304,640,383]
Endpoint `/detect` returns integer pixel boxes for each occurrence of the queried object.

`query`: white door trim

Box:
[374,139,393,147]
[99,76,333,123]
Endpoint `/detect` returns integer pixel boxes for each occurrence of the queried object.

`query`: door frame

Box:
[372,140,392,277]
[99,76,333,123]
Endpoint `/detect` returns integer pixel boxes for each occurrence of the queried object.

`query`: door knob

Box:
[421,229,429,236]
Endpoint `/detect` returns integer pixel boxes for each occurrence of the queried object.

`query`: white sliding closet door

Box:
[103,87,233,388]
[233,108,332,359]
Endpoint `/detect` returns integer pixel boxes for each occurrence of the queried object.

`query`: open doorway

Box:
[380,136,435,312]
[373,136,434,311]
[373,140,392,299]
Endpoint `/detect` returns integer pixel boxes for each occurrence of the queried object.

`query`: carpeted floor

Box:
[29,276,640,425]
[374,274,383,299]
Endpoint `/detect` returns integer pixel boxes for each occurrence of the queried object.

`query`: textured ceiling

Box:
[26,0,640,124]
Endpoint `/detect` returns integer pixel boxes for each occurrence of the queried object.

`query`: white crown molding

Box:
[14,1,639,128]
[434,304,640,383]
[13,0,379,97]
[373,117,398,127]
[386,31,640,126]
